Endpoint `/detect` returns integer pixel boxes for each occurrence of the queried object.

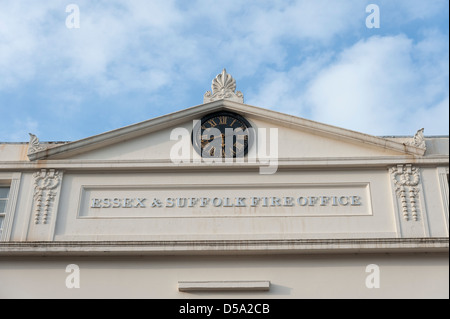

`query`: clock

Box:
[192,111,254,158]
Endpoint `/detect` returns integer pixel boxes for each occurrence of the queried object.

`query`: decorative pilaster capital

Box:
[32,169,63,225]
[389,164,421,221]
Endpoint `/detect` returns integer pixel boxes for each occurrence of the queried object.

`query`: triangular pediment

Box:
[27,100,425,162]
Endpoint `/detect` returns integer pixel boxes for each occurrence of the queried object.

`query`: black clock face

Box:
[192,111,253,159]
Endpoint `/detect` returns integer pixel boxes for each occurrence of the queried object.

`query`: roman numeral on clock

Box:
[207,119,217,127]
[219,116,228,125]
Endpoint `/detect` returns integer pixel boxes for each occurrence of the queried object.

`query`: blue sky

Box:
[0,0,448,142]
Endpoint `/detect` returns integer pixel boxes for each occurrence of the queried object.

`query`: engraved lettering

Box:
[103,198,111,208]
[135,198,146,208]
[212,198,223,207]
[284,197,294,207]
[251,197,260,207]
[112,198,121,208]
[223,197,234,207]
[151,198,163,208]
[88,193,364,211]
[309,196,319,206]
[320,196,330,206]
[271,197,282,207]
[91,198,101,208]
[166,198,175,208]
[351,196,362,206]
[339,196,349,206]
[200,198,210,207]
[124,198,133,208]
[297,197,308,206]
[331,196,338,206]
[236,197,246,207]
[188,198,198,207]
[177,198,186,208]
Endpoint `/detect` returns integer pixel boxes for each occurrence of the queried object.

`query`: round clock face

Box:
[192,111,253,159]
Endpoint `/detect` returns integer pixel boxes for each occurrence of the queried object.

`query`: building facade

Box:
[0,70,448,299]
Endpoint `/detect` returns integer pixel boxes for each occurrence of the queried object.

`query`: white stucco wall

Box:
[0,103,448,300]
[0,253,448,299]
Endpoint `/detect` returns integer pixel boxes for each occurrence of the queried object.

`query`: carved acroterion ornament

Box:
[28,133,47,155]
[204,69,244,103]
[407,128,426,150]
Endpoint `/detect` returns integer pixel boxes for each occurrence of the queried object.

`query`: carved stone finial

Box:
[407,128,426,150]
[28,133,47,155]
[204,69,244,103]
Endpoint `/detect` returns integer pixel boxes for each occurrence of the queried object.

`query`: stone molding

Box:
[0,238,447,256]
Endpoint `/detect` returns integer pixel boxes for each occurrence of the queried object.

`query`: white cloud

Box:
[381,0,448,23]
[0,1,59,89]
[0,0,448,141]
[1,117,39,142]
[307,35,418,134]
[0,0,366,92]
[0,1,191,93]
[253,32,448,136]
[246,53,334,115]
[410,97,449,136]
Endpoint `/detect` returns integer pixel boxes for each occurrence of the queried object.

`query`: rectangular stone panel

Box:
[78,183,372,219]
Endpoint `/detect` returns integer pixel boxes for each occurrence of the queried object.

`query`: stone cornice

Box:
[1,155,448,171]
[27,100,426,161]
[0,238,448,256]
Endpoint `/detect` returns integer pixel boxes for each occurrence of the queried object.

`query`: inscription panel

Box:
[79,183,372,219]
